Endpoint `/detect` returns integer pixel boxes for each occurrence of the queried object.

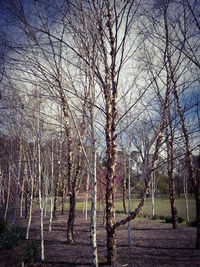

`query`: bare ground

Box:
[1,210,200,267]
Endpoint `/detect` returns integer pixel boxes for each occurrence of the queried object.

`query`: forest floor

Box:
[1,210,200,267]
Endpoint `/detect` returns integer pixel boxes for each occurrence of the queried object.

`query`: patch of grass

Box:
[114,196,196,222]
[32,195,196,222]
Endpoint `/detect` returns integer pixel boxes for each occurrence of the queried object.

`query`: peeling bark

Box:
[166,122,178,229]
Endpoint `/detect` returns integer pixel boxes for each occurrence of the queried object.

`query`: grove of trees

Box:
[0,0,200,266]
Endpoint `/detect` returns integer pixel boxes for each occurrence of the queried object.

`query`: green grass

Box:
[33,195,196,222]
[115,195,196,222]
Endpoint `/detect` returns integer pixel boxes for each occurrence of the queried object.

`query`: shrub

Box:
[0,218,8,235]
[152,215,159,220]
[164,216,173,223]
[178,216,184,223]
[164,216,184,224]
[188,220,197,227]
[0,226,25,250]
[22,240,38,264]
[115,210,124,214]
[159,215,165,220]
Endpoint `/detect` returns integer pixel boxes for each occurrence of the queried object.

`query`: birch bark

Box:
[26,142,35,240]
[4,163,11,221]
[49,138,54,232]
[12,138,22,225]
[38,127,44,261]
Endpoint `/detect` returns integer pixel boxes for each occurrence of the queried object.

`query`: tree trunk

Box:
[122,149,127,215]
[61,171,65,215]
[176,176,181,198]
[84,172,90,220]
[163,6,200,246]
[26,144,35,240]
[183,174,190,224]
[128,151,132,246]
[102,1,118,264]
[151,171,155,218]
[166,118,178,230]
[12,139,22,225]
[196,156,200,249]
[38,139,44,261]
[49,138,54,232]
[59,87,73,241]
[0,166,2,210]
[4,164,11,221]
[20,174,25,218]
[91,148,98,266]
[172,75,200,249]
[67,190,76,243]
[90,77,99,266]
[37,111,44,261]
[53,139,62,219]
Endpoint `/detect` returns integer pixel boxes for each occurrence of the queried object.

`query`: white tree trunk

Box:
[20,175,25,218]
[49,139,54,232]
[26,146,35,240]
[84,172,90,220]
[184,174,190,224]
[151,171,155,218]
[90,74,98,266]
[4,164,11,221]
[37,114,44,261]
[44,169,49,217]
[91,136,98,266]
[0,165,3,212]
[128,151,133,246]
[12,140,22,225]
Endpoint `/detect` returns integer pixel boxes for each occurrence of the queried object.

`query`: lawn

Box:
[115,195,196,222]
[53,194,196,223]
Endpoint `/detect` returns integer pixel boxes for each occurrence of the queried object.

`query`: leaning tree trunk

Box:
[171,65,200,249]
[65,74,88,243]
[163,6,200,247]
[174,88,200,248]
[4,163,11,221]
[112,39,172,261]
[163,11,179,230]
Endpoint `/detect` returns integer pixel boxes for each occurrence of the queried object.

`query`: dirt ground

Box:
[1,210,200,267]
